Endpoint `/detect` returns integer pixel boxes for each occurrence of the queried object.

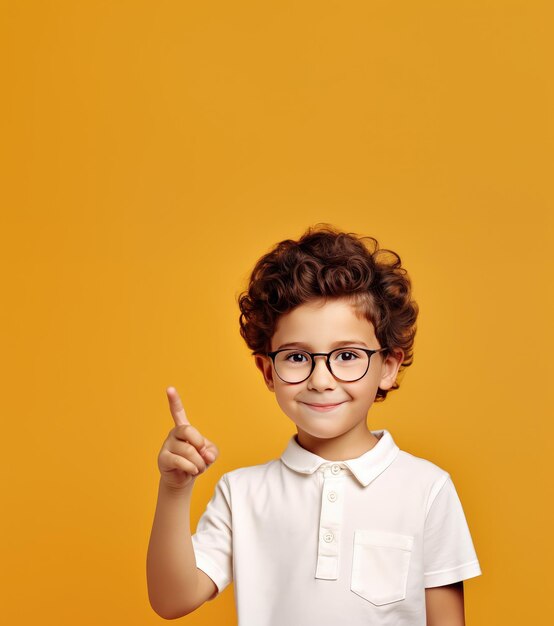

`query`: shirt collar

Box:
[280,429,400,487]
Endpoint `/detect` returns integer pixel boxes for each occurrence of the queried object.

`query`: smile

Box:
[302,402,345,412]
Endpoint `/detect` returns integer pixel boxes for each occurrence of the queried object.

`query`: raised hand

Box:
[157,386,219,491]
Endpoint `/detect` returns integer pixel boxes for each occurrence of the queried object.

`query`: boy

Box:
[147,224,482,625]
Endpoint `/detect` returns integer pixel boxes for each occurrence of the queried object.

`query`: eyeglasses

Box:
[263,347,388,384]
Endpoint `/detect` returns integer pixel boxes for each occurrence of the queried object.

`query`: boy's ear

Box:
[255,355,275,392]
[378,349,404,390]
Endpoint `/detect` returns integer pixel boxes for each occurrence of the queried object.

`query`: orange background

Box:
[1,1,552,624]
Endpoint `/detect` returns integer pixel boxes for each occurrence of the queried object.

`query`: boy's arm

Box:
[425,581,465,626]
[147,478,217,619]
[147,386,220,619]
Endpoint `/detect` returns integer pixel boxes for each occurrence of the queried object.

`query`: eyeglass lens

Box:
[274,349,370,383]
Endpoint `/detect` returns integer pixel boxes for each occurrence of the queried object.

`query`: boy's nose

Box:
[307,356,337,390]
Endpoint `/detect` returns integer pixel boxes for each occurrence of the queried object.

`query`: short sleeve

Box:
[191,474,233,598]
[423,474,482,587]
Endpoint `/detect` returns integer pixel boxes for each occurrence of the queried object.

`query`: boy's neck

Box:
[295,425,380,461]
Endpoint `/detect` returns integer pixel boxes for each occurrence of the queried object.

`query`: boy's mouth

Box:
[301,401,346,412]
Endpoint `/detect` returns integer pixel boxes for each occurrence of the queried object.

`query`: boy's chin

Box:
[294,423,354,442]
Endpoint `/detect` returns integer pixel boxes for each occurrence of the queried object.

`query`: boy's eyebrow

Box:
[275,340,370,350]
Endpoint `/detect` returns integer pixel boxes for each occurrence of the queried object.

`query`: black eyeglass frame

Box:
[262,346,389,384]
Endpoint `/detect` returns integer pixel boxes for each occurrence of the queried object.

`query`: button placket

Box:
[315,466,345,580]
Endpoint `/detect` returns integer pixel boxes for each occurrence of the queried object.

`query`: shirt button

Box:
[327,491,337,502]
[323,532,334,543]
[331,464,341,475]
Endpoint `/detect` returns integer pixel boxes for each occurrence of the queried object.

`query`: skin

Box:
[148,296,466,621]
[147,388,219,618]
[425,582,465,626]
[255,296,404,460]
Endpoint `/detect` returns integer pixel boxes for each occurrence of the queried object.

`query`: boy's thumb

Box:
[201,440,218,464]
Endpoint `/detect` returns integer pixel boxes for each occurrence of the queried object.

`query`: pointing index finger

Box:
[166,386,190,426]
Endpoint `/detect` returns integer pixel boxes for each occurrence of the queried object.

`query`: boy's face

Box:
[255,297,404,457]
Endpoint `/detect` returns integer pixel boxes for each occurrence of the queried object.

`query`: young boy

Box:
[147,224,482,625]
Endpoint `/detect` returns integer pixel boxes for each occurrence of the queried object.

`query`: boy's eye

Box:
[285,352,309,363]
[333,350,360,362]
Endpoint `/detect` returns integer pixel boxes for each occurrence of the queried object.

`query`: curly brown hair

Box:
[237,223,418,401]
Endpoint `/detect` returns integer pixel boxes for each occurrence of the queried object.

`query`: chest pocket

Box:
[351,529,414,606]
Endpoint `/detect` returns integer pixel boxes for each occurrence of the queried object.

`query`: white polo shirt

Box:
[191,429,482,626]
